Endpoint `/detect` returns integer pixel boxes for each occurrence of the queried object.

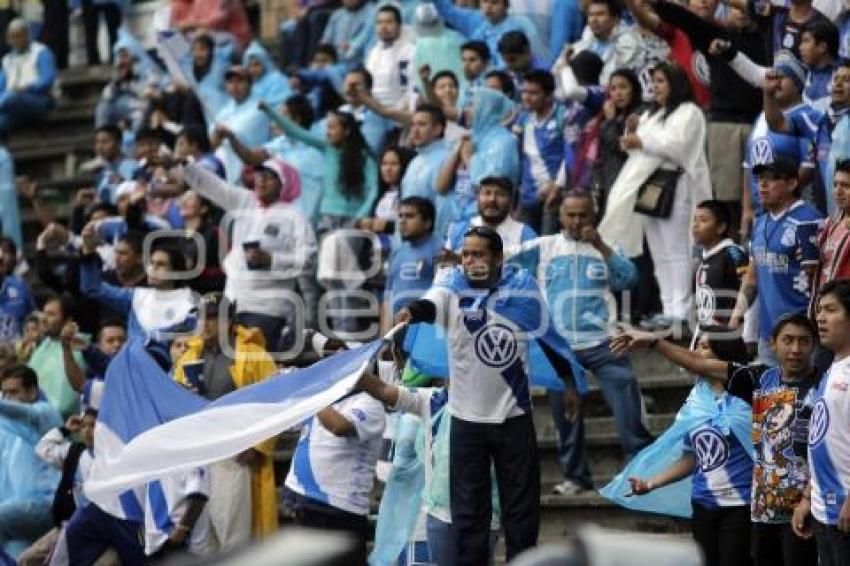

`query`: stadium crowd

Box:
[0,0,850,564]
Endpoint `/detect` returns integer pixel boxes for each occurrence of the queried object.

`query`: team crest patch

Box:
[474,324,518,369]
[693,428,729,472]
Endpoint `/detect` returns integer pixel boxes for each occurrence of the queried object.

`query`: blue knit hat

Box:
[773,51,807,94]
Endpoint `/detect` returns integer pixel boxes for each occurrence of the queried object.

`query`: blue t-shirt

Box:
[684,396,754,510]
[749,201,823,340]
[385,233,445,316]
[745,108,817,214]
[804,63,836,114]
[0,274,35,341]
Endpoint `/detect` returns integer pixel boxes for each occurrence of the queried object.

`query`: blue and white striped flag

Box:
[84,339,385,510]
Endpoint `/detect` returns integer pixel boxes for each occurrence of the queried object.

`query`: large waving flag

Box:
[85,339,385,506]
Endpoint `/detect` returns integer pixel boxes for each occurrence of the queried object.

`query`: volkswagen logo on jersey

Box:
[693,428,730,472]
[751,138,773,166]
[809,399,830,447]
[474,323,518,369]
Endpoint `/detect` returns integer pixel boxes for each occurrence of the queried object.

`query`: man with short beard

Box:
[445,176,537,255]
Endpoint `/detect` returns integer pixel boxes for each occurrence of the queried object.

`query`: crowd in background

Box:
[0,0,849,564]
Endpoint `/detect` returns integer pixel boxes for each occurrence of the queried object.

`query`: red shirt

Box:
[656,22,710,109]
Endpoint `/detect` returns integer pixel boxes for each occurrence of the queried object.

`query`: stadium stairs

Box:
[15,64,108,301]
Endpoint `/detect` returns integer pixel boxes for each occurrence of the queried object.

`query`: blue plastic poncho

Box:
[177,34,232,120]
[242,41,292,110]
[0,398,61,557]
[0,146,21,249]
[113,28,162,86]
[468,88,520,186]
[401,139,454,238]
[369,413,427,566]
[214,94,271,184]
[599,379,754,518]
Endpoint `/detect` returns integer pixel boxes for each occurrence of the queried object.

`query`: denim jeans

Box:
[425,514,498,566]
[551,341,653,488]
[0,92,53,136]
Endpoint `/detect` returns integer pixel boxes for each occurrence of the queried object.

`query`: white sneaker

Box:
[552,479,583,496]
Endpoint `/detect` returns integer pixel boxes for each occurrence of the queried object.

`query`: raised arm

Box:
[182,162,255,211]
[214,125,269,166]
[259,102,328,150]
[78,244,133,317]
[729,260,757,330]
[610,330,729,380]
[356,88,412,126]
[624,0,661,31]
[763,73,790,132]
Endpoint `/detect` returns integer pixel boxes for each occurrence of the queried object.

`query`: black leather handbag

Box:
[633,168,682,219]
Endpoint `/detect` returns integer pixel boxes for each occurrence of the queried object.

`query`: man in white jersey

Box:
[396,225,582,565]
[282,387,385,565]
[792,279,850,565]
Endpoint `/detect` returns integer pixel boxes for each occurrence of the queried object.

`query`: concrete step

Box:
[57,65,111,99]
[538,493,690,537]
[12,132,94,179]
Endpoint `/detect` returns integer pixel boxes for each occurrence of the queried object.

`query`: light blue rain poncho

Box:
[320,0,376,66]
[433,0,546,68]
[99,28,164,143]
[242,41,292,110]
[401,138,453,238]
[113,28,163,87]
[599,379,754,518]
[177,33,232,120]
[469,88,520,186]
[0,396,62,558]
[264,134,326,223]
[0,145,21,249]
[410,3,466,95]
[213,92,271,184]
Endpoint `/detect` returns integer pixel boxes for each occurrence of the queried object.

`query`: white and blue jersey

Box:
[446,215,537,254]
[0,274,35,342]
[95,157,138,204]
[517,104,571,208]
[749,201,823,341]
[808,356,850,526]
[510,233,637,349]
[143,469,211,555]
[385,234,445,316]
[422,270,537,424]
[684,397,754,510]
[285,393,386,515]
[745,109,816,215]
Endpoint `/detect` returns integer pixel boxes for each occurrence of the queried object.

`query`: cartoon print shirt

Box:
[727,363,820,523]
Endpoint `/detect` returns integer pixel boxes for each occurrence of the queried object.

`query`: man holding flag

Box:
[395,225,585,565]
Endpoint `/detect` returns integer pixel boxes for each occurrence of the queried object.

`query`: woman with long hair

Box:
[357,145,416,241]
[260,102,378,232]
[599,62,711,332]
[592,68,643,216]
